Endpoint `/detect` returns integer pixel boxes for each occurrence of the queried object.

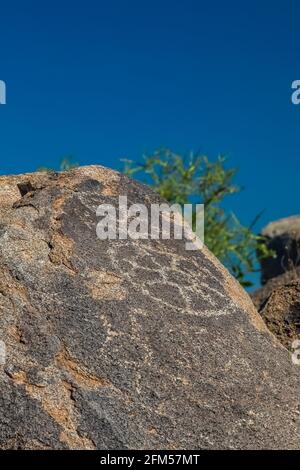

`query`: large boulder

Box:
[0,166,300,450]
[260,215,300,284]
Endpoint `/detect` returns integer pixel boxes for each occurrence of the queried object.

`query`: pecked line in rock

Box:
[0,165,299,449]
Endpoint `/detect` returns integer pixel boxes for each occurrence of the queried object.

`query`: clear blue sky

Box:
[0,0,299,233]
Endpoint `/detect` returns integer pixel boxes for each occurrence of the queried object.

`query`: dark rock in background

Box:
[252,216,300,349]
[0,166,300,450]
[252,266,300,312]
[256,280,300,350]
[260,215,300,285]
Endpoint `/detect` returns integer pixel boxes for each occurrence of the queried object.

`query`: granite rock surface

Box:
[0,166,299,449]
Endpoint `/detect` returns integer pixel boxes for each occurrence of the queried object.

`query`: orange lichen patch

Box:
[85,270,126,301]
[45,192,77,272]
[26,379,95,450]
[56,348,110,390]
[28,381,73,429]
[101,179,120,197]
[51,194,67,214]
[9,366,95,450]
[0,181,23,212]
[48,231,76,272]
[7,325,24,343]
[10,370,27,385]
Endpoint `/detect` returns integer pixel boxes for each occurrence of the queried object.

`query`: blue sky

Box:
[0,0,299,234]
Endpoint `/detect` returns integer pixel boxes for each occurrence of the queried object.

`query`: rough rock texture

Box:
[0,166,300,450]
[252,215,300,349]
[251,270,300,350]
[260,215,300,284]
[256,281,300,350]
[251,266,300,312]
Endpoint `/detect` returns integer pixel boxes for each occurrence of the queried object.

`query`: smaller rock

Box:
[251,266,300,311]
[260,215,300,284]
[257,280,300,349]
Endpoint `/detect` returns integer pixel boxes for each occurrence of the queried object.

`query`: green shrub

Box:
[38,156,78,173]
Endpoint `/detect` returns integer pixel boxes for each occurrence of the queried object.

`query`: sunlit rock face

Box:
[0,166,299,450]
